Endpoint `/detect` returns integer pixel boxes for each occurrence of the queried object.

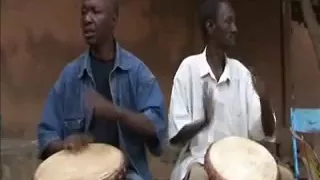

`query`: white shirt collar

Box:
[199,47,231,83]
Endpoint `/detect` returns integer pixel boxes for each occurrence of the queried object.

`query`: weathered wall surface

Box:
[290,21,320,108]
[1,0,86,137]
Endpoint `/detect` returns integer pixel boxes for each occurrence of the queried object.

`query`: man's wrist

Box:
[115,106,126,121]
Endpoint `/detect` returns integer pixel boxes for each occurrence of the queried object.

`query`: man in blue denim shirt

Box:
[37,0,166,179]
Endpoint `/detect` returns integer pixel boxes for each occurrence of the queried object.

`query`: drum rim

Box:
[204,142,228,180]
[204,136,278,180]
[95,156,127,180]
[34,143,127,180]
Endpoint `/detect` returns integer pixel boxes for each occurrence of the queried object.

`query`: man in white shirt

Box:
[167,0,292,180]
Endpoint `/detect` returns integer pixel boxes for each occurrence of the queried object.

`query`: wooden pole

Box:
[301,0,320,71]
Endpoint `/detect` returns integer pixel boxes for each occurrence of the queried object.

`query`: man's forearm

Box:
[260,97,275,137]
[117,109,157,138]
[170,120,206,146]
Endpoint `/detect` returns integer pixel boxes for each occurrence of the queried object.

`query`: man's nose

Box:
[231,23,238,33]
[84,12,93,23]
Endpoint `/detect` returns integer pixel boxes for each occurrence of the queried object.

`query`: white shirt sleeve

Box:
[168,67,193,141]
[246,74,276,142]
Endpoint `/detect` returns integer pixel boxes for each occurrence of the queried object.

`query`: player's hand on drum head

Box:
[85,88,121,120]
[202,80,214,127]
[63,134,94,152]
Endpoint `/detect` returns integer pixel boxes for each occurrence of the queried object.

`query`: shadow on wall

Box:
[1,29,84,101]
[1,29,84,137]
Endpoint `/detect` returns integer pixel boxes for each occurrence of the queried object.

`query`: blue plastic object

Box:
[291,108,320,179]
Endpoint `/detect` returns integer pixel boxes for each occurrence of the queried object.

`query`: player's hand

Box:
[85,88,121,121]
[63,133,94,152]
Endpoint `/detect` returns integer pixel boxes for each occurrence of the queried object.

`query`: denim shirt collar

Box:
[78,41,132,78]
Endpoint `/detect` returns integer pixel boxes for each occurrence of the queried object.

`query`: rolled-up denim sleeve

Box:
[37,80,64,160]
[136,67,166,157]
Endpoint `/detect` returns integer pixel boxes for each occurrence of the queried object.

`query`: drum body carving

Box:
[204,136,278,180]
[34,143,126,180]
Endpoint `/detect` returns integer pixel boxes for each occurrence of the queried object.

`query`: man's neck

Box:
[90,39,115,61]
[206,42,226,80]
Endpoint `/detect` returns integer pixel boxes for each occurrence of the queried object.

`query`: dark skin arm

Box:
[87,89,157,138]
[170,81,212,146]
[170,120,207,146]
[251,72,276,137]
[260,96,276,137]
[116,108,156,137]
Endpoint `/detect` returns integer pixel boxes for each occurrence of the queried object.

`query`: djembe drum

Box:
[204,136,278,180]
[34,143,126,180]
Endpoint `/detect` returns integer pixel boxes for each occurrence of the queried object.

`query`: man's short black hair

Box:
[198,0,229,39]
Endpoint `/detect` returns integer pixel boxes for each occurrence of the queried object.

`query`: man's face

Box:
[209,2,238,48]
[81,0,117,46]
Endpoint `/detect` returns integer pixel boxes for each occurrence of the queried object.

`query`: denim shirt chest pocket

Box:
[63,114,85,137]
[62,84,87,138]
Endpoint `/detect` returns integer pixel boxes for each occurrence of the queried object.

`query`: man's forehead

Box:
[217,2,235,17]
[83,0,113,8]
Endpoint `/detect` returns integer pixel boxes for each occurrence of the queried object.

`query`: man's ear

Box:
[206,20,216,35]
[112,14,118,26]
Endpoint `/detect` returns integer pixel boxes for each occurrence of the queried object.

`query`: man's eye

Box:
[226,19,232,24]
[82,9,88,14]
[93,9,101,14]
